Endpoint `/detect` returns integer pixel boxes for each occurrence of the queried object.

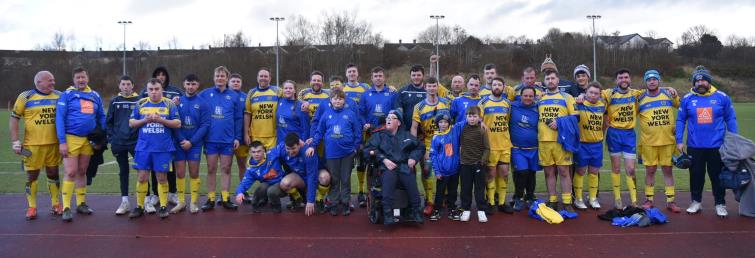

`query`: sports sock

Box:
[176,177,186,203]
[357,171,366,193]
[424,176,436,204]
[645,185,655,200]
[62,180,74,209]
[26,180,38,208]
[75,187,86,205]
[562,193,572,205]
[190,178,200,203]
[158,182,168,208]
[486,180,496,206]
[287,188,302,201]
[572,174,584,201]
[588,174,599,200]
[665,186,675,203]
[221,191,229,202]
[136,181,148,208]
[495,175,508,205]
[316,184,329,201]
[48,179,60,206]
[611,173,621,201]
[626,174,637,204]
[207,191,216,202]
[549,195,558,202]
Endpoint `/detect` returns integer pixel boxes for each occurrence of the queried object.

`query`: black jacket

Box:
[105,93,140,146]
[364,129,425,174]
[396,83,426,130]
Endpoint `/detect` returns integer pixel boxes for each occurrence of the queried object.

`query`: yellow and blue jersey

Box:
[479,96,512,150]
[55,86,106,143]
[638,90,680,146]
[412,98,451,150]
[131,97,180,152]
[299,88,331,120]
[343,82,369,103]
[12,89,61,146]
[538,91,577,142]
[245,86,280,138]
[577,99,607,143]
[602,87,642,129]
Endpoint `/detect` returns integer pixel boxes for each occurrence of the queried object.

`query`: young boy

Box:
[458,106,491,223]
[235,141,285,213]
[106,75,140,215]
[429,112,462,221]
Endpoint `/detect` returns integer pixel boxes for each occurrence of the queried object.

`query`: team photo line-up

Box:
[11,54,738,225]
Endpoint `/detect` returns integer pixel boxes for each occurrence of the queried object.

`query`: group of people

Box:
[11,54,738,225]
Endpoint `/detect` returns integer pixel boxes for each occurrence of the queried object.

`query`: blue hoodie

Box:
[177,94,211,147]
[509,100,539,148]
[198,85,243,144]
[359,84,399,127]
[429,124,463,176]
[235,157,284,195]
[676,86,737,148]
[268,143,319,203]
[56,86,106,143]
[309,97,360,139]
[276,98,310,145]
[312,105,362,159]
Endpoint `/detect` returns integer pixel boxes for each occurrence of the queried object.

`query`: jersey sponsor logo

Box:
[332,125,343,138]
[696,107,713,124]
[34,107,56,125]
[646,109,671,127]
[444,143,454,156]
[213,106,224,118]
[374,104,383,114]
[80,99,94,114]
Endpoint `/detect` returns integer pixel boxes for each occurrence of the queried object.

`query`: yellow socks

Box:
[136,181,148,208]
[572,174,584,201]
[221,191,229,202]
[190,178,200,204]
[486,180,496,206]
[549,195,558,202]
[645,185,655,200]
[62,180,74,209]
[176,177,186,203]
[158,182,168,208]
[665,186,675,202]
[316,184,329,201]
[75,187,86,205]
[207,191,216,202]
[562,193,572,205]
[626,174,637,204]
[424,176,436,204]
[48,179,60,206]
[588,174,599,200]
[287,188,303,201]
[357,171,366,193]
[611,173,621,201]
[26,180,38,208]
[495,176,508,205]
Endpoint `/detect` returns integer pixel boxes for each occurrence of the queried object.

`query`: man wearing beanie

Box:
[540,55,580,97]
[573,64,592,97]
[676,66,737,217]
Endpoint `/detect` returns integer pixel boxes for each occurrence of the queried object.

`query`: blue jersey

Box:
[450,94,483,123]
[198,86,243,144]
[359,85,398,127]
[276,98,310,144]
[269,143,319,203]
[235,157,284,195]
[131,97,180,152]
[177,94,210,147]
[430,124,463,177]
[676,86,737,148]
[312,107,362,159]
[509,100,539,148]
[310,97,360,139]
[55,86,106,143]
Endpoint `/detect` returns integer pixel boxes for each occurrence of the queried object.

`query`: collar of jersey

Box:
[691,85,718,96]
[67,85,92,93]
[119,92,138,98]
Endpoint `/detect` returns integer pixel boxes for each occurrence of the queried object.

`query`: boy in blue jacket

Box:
[173,74,210,214]
[428,112,462,221]
[235,141,285,213]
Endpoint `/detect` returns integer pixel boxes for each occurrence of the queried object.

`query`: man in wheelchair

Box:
[364,110,425,225]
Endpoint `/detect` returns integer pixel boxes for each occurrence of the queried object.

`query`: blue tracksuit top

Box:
[235,157,284,195]
[430,124,463,177]
[312,106,362,159]
[276,98,310,145]
[177,94,211,147]
[450,94,483,123]
[676,86,737,148]
[509,101,540,148]
[309,97,361,139]
[56,86,106,143]
[268,143,319,203]
[198,85,243,144]
[359,85,398,127]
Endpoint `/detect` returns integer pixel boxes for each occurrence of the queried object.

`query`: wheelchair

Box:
[365,153,412,224]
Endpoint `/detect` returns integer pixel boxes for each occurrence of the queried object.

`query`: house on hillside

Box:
[597,33,673,51]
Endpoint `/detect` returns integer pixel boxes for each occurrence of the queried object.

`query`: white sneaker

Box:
[170,202,185,214]
[460,210,471,222]
[144,198,157,214]
[614,199,624,210]
[477,211,488,223]
[148,195,159,206]
[686,201,702,214]
[589,198,601,209]
[115,199,130,215]
[168,193,179,206]
[715,204,728,217]
[189,202,200,214]
[574,199,588,210]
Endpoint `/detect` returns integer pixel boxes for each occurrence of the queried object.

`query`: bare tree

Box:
[166,36,180,49]
[417,24,454,44]
[65,33,77,51]
[318,11,383,46]
[137,41,151,50]
[51,31,66,51]
[284,15,317,46]
[725,34,749,47]
[680,25,715,46]
[215,31,250,48]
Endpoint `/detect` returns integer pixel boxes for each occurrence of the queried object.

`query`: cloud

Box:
[126,0,196,16]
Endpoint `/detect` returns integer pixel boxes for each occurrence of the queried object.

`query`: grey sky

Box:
[1,0,753,50]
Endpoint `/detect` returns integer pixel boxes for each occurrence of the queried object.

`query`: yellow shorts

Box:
[253,136,277,151]
[65,135,93,157]
[640,144,675,167]
[538,141,572,166]
[234,144,249,158]
[488,149,511,167]
[23,144,62,171]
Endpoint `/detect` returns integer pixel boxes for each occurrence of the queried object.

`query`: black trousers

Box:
[434,173,460,210]
[513,169,536,200]
[382,168,421,213]
[111,144,135,197]
[688,147,726,205]
[254,182,285,207]
[460,164,487,211]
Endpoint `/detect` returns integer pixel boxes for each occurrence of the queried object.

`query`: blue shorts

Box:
[511,147,541,172]
[174,146,203,161]
[134,151,173,172]
[204,142,234,156]
[606,127,636,156]
[576,142,603,168]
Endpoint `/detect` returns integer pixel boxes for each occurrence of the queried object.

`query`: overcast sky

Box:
[1,0,753,50]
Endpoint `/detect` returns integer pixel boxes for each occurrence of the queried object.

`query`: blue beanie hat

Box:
[573,64,591,80]
[434,112,452,125]
[643,70,661,82]
[388,109,403,123]
[691,66,712,85]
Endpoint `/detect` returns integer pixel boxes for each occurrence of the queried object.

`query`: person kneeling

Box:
[235,141,285,213]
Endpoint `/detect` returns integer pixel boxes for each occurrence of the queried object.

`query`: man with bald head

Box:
[11,71,63,220]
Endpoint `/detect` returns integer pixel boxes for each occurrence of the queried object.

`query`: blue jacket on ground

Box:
[177,94,211,147]
[235,157,284,195]
[56,86,106,143]
[676,86,737,148]
[268,143,319,203]
[312,106,362,159]
[198,86,243,144]
[429,124,463,177]
[359,85,398,127]
[276,98,310,145]
[509,101,540,148]
[106,93,140,146]
[556,115,580,152]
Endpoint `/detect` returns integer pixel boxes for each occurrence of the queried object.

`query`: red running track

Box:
[0,192,753,258]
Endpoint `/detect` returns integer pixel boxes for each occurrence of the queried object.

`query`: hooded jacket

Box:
[675,86,737,148]
[140,66,184,100]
